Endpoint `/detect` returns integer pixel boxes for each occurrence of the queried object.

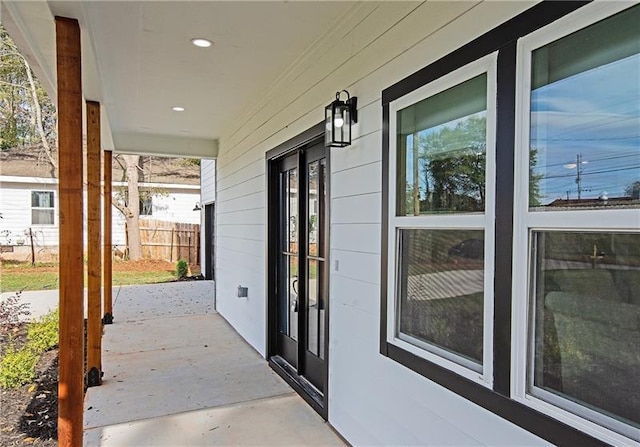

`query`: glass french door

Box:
[275,142,328,394]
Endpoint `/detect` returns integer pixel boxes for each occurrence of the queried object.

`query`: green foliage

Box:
[0,308,59,389]
[0,343,38,388]
[0,25,57,152]
[176,259,189,279]
[178,158,201,168]
[404,115,487,214]
[27,308,59,352]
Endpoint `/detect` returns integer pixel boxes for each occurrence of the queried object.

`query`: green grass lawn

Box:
[0,271,60,292]
[0,260,183,293]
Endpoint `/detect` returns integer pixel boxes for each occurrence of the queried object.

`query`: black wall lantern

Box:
[325,90,357,148]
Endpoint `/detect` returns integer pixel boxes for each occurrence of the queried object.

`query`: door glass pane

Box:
[396,74,487,215]
[307,259,318,355]
[318,260,326,360]
[279,253,290,335]
[319,159,326,258]
[530,231,640,431]
[288,169,298,253]
[281,173,289,253]
[529,5,640,210]
[289,255,298,341]
[308,161,319,256]
[280,167,299,340]
[398,229,484,370]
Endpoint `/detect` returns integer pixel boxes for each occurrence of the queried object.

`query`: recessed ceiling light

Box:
[191,38,212,48]
[172,106,185,112]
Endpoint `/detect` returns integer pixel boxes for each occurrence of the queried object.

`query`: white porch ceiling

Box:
[1,1,358,158]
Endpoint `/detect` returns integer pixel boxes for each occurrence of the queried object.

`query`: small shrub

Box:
[0,344,38,388]
[0,291,31,332]
[176,259,188,279]
[27,308,59,352]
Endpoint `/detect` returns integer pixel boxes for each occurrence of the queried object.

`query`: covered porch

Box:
[83,281,342,446]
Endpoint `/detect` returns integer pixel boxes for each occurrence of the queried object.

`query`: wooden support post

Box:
[56,16,84,447]
[86,101,102,387]
[103,150,113,324]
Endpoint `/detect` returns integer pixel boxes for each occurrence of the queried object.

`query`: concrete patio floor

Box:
[83,281,344,446]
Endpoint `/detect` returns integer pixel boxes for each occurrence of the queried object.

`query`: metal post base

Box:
[102,313,113,325]
[86,367,102,387]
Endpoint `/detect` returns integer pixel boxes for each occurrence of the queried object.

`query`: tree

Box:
[417,115,486,213]
[625,181,640,199]
[112,155,170,261]
[0,25,57,176]
[529,148,544,206]
[113,154,144,260]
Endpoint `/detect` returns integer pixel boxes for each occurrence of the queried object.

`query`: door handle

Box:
[291,278,299,312]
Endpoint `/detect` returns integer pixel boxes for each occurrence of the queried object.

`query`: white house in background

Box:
[0,152,200,257]
[4,2,639,446]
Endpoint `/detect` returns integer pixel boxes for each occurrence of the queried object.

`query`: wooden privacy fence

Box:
[139,219,200,265]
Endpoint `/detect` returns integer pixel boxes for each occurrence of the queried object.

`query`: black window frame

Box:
[380,2,612,446]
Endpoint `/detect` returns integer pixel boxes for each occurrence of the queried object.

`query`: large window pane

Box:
[31,191,54,225]
[397,74,487,215]
[397,229,484,369]
[529,6,640,210]
[31,209,54,225]
[531,231,640,431]
[31,191,53,208]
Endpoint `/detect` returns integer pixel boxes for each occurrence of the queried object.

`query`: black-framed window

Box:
[381,2,638,446]
[31,191,55,226]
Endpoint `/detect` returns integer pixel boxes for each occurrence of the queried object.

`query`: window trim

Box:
[387,53,497,385]
[380,1,628,446]
[30,190,56,227]
[511,2,640,445]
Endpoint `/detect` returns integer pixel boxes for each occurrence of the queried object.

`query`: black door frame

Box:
[266,121,330,419]
[204,203,215,280]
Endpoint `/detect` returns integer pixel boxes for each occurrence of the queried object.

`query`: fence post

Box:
[29,228,35,267]
[177,231,181,261]
[170,228,174,262]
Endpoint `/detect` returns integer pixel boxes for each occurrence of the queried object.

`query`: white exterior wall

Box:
[200,159,216,204]
[1,178,199,250]
[213,2,549,445]
[0,179,58,248]
[199,159,216,268]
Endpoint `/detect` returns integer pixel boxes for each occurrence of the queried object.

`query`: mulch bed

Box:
[0,325,58,447]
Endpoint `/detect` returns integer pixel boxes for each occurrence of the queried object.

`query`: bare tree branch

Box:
[0,80,28,90]
[21,56,57,176]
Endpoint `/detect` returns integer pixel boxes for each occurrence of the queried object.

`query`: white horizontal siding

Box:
[214,1,548,445]
[1,182,199,253]
[146,189,200,224]
[0,182,58,248]
[200,159,216,204]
